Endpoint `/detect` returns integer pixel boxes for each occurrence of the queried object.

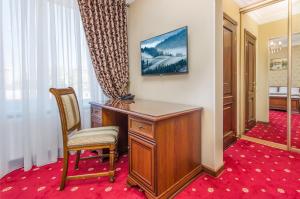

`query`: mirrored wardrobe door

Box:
[268,34,289,146]
[242,0,289,147]
[291,0,300,151]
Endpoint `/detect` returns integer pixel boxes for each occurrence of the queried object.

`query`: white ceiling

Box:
[235,0,300,24]
[126,0,135,4]
[234,0,264,7]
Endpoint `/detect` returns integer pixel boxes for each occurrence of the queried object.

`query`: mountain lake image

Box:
[141,27,188,75]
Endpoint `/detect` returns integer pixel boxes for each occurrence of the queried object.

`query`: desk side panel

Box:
[156,110,202,195]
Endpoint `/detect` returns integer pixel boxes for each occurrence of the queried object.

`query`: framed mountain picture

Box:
[140,27,188,75]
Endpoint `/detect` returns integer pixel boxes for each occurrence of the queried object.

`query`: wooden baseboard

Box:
[202,164,224,178]
[256,121,269,125]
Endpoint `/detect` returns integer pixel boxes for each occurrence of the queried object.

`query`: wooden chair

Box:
[50,87,118,190]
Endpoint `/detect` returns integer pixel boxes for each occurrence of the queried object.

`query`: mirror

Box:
[291,0,300,150]
[241,0,289,146]
[268,36,288,145]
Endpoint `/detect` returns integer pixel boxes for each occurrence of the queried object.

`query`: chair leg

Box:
[115,140,119,162]
[115,151,119,162]
[60,151,69,191]
[109,145,115,183]
[75,150,81,170]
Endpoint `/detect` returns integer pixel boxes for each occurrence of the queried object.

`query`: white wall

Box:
[128,0,223,170]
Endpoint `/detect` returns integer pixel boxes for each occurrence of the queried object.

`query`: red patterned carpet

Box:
[1,140,300,199]
[246,110,300,148]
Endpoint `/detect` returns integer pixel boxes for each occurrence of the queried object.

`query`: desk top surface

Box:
[90,99,202,121]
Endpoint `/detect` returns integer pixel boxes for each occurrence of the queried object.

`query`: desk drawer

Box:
[129,117,154,139]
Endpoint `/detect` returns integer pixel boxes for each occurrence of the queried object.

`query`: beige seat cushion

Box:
[67,126,119,147]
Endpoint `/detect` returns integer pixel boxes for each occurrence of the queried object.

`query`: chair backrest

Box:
[49,87,81,141]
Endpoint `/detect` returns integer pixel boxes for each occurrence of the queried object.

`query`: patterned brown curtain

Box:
[77,0,129,98]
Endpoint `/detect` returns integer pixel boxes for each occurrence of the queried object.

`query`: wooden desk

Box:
[90,99,202,199]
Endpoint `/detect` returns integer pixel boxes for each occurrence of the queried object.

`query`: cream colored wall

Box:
[269,47,289,87]
[271,45,300,88]
[215,0,224,171]
[267,46,300,87]
[128,0,224,170]
[263,15,300,88]
[223,0,240,21]
[292,45,300,87]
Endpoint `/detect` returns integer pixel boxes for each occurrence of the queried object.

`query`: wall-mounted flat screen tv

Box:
[141,26,188,75]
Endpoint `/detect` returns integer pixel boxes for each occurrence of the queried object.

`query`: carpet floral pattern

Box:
[246,110,300,148]
[1,140,300,199]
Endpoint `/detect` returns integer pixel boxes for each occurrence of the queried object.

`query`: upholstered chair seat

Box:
[68,126,119,147]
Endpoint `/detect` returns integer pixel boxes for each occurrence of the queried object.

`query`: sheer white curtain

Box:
[0,0,106,178]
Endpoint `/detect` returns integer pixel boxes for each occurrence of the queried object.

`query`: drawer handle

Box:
[138,126,144,130]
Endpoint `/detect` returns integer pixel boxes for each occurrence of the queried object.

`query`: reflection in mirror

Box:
[267,36,288,145]
[242,0,289,146]
[291,0,300,150]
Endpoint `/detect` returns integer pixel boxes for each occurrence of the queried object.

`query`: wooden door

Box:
[223,14,237,149]
[244,30,256,130]
[128,134,155,192]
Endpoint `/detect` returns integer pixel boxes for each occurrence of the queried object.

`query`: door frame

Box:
[244,29,257,131]
[223,13,238,148]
